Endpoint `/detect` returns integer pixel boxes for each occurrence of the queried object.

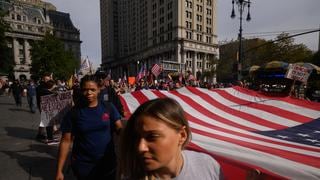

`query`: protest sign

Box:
[285,64,311,83]
[40,91,72,127]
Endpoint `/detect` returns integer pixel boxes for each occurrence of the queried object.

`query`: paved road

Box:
[0,95,75,180]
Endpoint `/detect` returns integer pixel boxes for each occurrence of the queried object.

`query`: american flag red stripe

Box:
[186,87,288,129]
[120,86,320,179]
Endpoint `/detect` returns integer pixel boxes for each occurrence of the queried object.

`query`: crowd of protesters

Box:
[1,71,318,147]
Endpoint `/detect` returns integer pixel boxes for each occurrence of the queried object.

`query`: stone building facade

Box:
[100,0,219,82]
[0,0,81,80]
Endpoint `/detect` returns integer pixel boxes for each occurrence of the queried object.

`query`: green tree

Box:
[272,33,313,63]
[202,56,219,82]
[30,33,79,79]
[217,39,238,82]
[310,51,320,66]
[218,34,314,82]
[0,9,13,76]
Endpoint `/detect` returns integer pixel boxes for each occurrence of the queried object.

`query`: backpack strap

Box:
[70,106,78,134]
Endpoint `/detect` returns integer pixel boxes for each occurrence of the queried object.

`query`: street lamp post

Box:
[231,0,252,81]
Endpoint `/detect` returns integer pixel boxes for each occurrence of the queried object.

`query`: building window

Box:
[167,1,173,9]
[186,1,192,8]
[197,5,203,12]
[196,24,202,31]
[159,7,164,15]
[206,18,212,25]
[207,8,212,15]
[207,0,212,6]
[160,17,164,24]
[11,14,15,20]
[160,35,164,42]
[197,14,202,22]
[153,3,157,10]
[186,31,192,39]
[167,11,173,20]
[19,49,24,56]
[187,60,192,68]
[186,21,192,29]
[17,15,21,21]
[206,36,212,43]
[206,27,212,34]
[186,11,192,19]
[20,58,26,65]
[167,32,172,40]
[187,51,192,58]
[160,26,164,33]
[167,22,173,30]
[197,61,202,68]
[153,30,157,37]
[197,34,202,41]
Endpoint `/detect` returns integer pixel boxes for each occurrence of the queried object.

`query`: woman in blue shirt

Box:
[55,75,122,180]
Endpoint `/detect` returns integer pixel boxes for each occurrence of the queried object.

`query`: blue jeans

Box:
[27,95,37,113]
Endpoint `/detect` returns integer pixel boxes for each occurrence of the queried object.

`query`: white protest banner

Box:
[285,64,311,83]
[40,91,72,127]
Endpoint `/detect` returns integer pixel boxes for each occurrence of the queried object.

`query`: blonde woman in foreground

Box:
[119,97,222,180]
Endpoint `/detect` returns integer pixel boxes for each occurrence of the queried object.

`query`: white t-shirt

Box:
[173,150,221,180]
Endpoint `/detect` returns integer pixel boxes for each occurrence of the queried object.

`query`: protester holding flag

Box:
[119,98,221,180]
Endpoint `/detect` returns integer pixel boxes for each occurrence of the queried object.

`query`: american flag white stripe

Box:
[214,89,315,123]
[177,87,297,129]
[225,87,320,118]
[196,88,303,127]
[120,86,320,179]
[203,86,315,123]
[189,121,320,158]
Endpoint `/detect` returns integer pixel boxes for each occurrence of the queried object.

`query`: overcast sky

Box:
[46,0,320,68]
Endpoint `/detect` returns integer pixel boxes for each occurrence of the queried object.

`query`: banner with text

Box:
[40,91,73,127]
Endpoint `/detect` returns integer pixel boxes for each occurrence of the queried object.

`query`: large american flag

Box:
[120,86,320,180]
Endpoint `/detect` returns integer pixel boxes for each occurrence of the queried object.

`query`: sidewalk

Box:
[0,95,75,180]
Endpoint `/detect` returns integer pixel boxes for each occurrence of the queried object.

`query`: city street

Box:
[0,95,75,180]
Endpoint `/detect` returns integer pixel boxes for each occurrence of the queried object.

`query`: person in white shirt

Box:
[119,98,222,180]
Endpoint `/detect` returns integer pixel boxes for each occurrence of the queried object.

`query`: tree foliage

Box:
[202,55,219,82]
[30,33,79,80]
[0,9,13,75]
[217,33,314,82]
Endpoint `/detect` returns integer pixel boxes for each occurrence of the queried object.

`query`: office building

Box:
[100,0,219,81]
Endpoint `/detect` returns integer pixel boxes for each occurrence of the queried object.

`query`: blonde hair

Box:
[118,98,191,179]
